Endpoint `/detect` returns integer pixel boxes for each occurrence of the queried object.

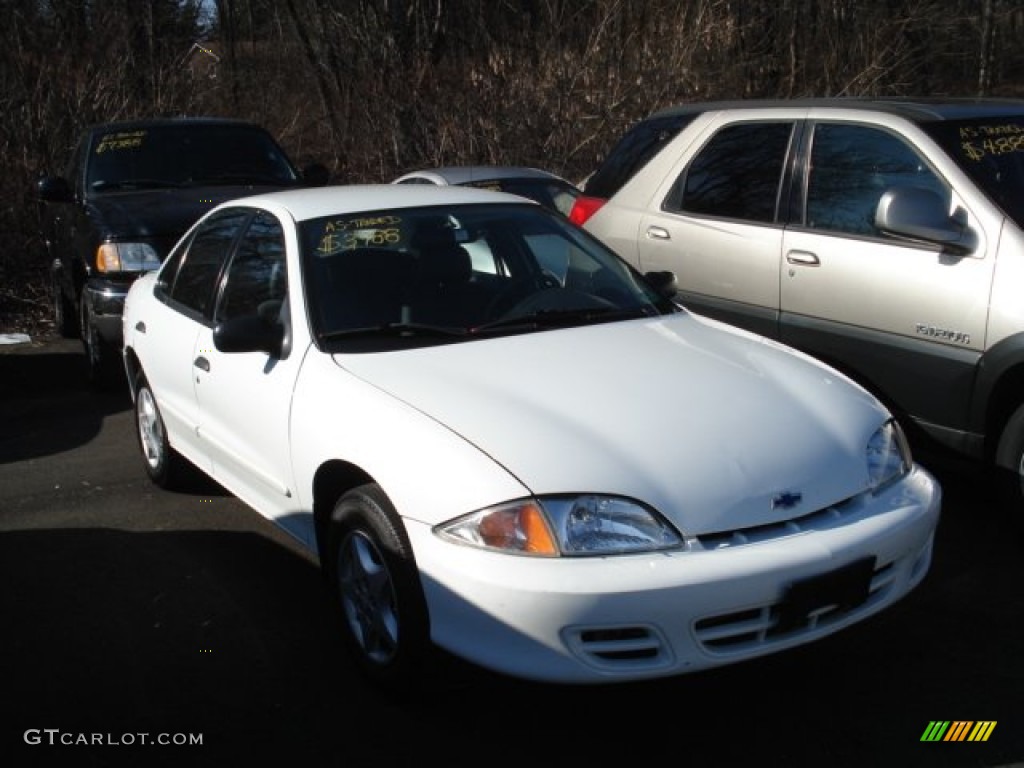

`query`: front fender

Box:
[972,332,1024,458]
[290,352,529,531]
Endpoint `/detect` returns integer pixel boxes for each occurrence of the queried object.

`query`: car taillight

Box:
[568,195,607,226]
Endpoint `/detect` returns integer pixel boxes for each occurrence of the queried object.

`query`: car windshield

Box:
[921,115,1024,229]
[300,203,677,350]
[86,124,299,191]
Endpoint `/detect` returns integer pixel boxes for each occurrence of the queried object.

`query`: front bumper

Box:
[408,465,941,684]
[82,277,132,346]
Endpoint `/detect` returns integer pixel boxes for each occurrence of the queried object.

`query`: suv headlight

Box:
[96,242,161,273]
[436,495,683,557]
[867,419,912,492]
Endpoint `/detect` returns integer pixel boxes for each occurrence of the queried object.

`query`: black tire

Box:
[52,268,78,338]
[325,484,430,691]
[994,402,1024,530]
[134,376,186,490]
[81,298,122,390]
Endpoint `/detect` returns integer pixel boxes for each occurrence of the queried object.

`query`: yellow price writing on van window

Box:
[959,123,1024,161]
[95,131,146,154]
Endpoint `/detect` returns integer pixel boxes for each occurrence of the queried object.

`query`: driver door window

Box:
[806,124,950,236]
[215,211,287,324]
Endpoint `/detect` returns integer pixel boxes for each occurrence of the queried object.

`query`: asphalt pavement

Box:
[1,334,1022,768]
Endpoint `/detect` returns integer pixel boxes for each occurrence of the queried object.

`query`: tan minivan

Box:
[576,98,1024,520]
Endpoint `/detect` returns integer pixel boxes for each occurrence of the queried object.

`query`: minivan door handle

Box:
[194,356,210,372]
[646,226,671,241]
[786,250,820,266]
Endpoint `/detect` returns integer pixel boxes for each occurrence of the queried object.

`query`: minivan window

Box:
[584,113,696,198]
[664,122,794,223]
[806,123,949,237]
[922,116,1024,230]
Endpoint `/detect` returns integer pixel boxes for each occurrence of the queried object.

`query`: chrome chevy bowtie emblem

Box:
[772,491,803,510]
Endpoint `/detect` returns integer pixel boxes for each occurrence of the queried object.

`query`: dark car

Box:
[36,116,327,386]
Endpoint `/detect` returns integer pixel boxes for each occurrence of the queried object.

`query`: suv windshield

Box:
[922,116,1024,229]
[86,124,299,191]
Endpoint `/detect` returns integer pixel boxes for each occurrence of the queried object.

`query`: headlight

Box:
[866,419,912,492]
[96,242,161,273]
[436,495,683,557]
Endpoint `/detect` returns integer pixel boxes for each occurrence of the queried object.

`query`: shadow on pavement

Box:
[0,336,131,465]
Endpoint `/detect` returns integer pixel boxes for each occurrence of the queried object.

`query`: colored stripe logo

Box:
[921,721,997,742]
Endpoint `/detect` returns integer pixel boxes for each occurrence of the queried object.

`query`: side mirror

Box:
[37,175,74,203]
[302,163,330,187]
[644,270,678,299]
[875,187,972,252]
[214,314,285,357]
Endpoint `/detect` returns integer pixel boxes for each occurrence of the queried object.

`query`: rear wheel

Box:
[135,376,186,490]
[325,484,430,691]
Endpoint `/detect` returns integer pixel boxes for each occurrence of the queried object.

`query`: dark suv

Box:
[36,117,327,386]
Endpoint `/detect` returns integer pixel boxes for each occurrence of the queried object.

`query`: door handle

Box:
[135,321,146,333]
[194,356,210,372]
[645,226,670,241]
[785,250,820,266]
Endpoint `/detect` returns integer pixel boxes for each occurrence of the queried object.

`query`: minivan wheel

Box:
[994,403,1024,530]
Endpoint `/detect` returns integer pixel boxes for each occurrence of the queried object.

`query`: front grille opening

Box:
[565,624,669,669]
[694,558,898,653]
[696,497,858,550]
[580,627,659,660]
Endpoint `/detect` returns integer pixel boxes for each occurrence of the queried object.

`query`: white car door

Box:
[192,210,308,543]
[133,209,256,474]
[130,284,206,473]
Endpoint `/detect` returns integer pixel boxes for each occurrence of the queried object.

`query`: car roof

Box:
[394,166,572,185]
[645,97,1024,123]
[227,183,538,221]
[84,116,263,134]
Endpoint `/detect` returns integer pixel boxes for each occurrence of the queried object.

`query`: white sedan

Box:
[122,184,941,688]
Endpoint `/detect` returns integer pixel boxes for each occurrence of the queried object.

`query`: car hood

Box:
[85,185,290,241]
[334,314,889,535]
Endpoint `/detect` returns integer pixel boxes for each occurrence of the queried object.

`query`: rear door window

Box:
[664,122,795,223]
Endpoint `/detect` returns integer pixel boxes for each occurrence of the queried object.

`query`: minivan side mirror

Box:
[875,187,973,253]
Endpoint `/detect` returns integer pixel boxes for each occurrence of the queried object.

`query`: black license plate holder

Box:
[776,556,876,631]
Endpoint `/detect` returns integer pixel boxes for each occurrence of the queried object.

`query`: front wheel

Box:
[52,268,78,338]
[81,298,122,390]
[325,484,430,691]
[994,403,1024,530]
